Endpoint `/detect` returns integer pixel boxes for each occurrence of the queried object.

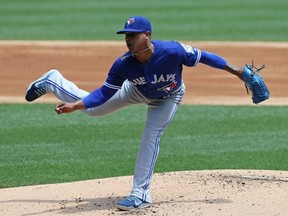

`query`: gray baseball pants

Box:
[45,69,185,203]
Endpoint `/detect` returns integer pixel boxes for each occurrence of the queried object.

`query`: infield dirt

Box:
[0,41,287,216]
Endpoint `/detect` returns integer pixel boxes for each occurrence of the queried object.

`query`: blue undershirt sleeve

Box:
[199,50,227,69]
[82,85,118,109]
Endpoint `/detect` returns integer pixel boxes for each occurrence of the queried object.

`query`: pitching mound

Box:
[1,170,288,215]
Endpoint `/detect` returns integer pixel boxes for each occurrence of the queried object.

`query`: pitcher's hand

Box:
[55,102,77,114]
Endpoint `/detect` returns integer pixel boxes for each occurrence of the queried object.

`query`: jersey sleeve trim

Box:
[194,49,201,67]
[179,42,202,67]
[104,82,122,90]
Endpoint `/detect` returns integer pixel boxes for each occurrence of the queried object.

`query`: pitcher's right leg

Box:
[25,71,146,118]
[25,69,89,103]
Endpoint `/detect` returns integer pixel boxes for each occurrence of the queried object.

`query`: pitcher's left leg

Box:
[131,89,185,203]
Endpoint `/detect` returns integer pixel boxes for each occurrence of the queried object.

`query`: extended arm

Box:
[200,50,242,79]
[55,85,117,114]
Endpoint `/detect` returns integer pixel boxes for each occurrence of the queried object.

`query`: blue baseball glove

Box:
[241,63,270,104]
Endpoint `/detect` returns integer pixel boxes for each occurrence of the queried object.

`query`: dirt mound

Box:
[0,170,288,216]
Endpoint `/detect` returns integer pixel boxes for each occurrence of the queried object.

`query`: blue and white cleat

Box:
[25,70,54,102]
[116,195,150,211]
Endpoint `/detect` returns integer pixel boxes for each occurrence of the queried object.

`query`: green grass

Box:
[0,104,287,188]
[0,0,287,41]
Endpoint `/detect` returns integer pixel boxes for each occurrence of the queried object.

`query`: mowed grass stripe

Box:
[0,104,287,187]
[0,0,287,40]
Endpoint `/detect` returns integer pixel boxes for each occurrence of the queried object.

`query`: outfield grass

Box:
[0,0,287,41]
[0,104,287,188]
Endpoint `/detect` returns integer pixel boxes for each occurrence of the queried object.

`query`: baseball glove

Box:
[241,62,270,104]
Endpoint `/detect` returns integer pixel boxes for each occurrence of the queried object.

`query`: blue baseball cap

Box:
[117,16,152,34]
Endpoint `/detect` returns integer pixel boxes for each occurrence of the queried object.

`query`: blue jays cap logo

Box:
[127,18,135,26]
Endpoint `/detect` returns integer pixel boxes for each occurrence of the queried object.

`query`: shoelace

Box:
[35,88,46,96]
[127,195,137,201]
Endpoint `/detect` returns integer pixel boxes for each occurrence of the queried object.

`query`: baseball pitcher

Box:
[25,16,269,211]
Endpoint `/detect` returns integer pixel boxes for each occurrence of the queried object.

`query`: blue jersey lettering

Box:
[132,77,147,86]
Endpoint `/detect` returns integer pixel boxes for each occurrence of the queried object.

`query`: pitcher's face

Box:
[125,32,150,53]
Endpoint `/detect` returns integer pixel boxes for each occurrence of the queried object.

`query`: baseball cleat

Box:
[25,70,54,102]
[116,195,150,211]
